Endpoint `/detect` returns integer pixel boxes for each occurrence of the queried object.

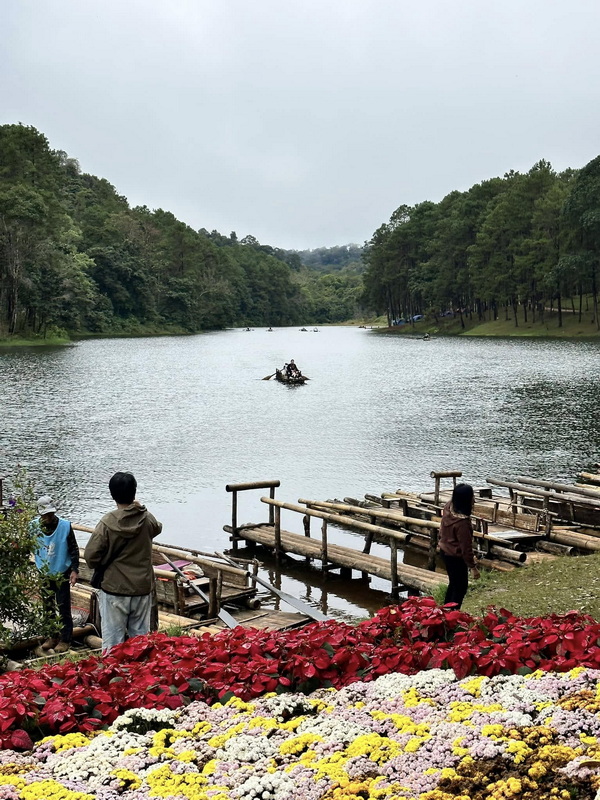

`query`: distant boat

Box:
[267,327,274,332]
[312,328,319,332]
[300,327,308,331]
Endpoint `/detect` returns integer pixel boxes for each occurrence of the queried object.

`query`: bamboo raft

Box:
[1,524,319,667]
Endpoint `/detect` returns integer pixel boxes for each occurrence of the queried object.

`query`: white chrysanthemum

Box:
[232,770,296,799]
[215,733,278,763]
[296,714,371,743]
[111,706,180,730]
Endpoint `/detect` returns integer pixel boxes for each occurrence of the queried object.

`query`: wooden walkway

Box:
[228,523,447,594]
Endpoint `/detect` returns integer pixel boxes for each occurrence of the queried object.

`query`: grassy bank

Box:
[0,334,73,348]
[381,308,600,339]
[461,552,600,620]
[0,324,202,348]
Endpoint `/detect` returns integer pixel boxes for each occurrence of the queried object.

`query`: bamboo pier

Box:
[225,467,600,599]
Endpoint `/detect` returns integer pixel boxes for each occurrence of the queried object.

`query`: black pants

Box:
[41,571,73,643]
[441,554,469,608]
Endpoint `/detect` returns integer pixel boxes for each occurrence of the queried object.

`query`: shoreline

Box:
[2,315,600,347]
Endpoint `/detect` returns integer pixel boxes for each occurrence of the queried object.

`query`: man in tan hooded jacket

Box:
[84,472,162,653]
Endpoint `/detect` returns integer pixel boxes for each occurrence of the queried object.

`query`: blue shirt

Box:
[33,517,73,576]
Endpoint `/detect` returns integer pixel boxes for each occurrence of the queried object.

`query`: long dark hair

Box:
[452,483,474,516]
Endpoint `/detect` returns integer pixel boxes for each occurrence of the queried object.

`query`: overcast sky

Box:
[2,1,600,250]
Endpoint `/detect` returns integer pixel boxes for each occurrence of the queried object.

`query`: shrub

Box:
[0,470,55,650]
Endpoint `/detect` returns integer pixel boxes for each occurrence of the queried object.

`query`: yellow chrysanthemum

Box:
[225,697,255,712]
[460,675,486,697]
[345,733,403,763]
[20,780,94,800]
[246,715,279,731]
[192,720,212,736]
[402,687,436,708]
[505,739,532,764]
[279,733,324,755]
[112,768,142,790]
[152,729,191,749]
[39,733,91,752]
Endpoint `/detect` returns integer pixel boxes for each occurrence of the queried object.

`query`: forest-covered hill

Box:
[0,124,365,339]
[362,158,600,331]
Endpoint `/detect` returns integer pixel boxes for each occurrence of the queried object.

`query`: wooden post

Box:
[430,471,462,506]
[427,525,438,571]
[208,577,218,619]
[176,581,185,616]
[543,495,551,535]
[303,514,311,537]
[303,514,311,566]
[390,537,399,600]
[274,505,282,564]
[269,485,276,525]
[321,520,328,572]
[231,490,238,551]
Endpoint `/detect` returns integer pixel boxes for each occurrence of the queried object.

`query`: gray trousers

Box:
[98,590,153,654]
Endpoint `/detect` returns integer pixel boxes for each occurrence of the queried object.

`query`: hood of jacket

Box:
[101,504,152,539]
[442,500,469,522]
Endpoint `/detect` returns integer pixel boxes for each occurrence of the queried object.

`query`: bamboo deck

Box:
[227,523,447,594]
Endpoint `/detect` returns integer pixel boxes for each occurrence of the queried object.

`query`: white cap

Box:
[37,496,56,516]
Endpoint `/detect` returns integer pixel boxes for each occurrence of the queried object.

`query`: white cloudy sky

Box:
[2,0,599,249]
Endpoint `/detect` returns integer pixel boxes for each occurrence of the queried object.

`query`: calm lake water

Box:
[2,328,600,621]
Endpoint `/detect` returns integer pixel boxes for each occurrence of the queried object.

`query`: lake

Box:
[2,327,600,621]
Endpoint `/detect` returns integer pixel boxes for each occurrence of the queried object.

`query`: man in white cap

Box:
[32,496,79,653]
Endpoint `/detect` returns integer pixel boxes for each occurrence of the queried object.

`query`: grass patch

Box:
[0,335,73,348]
[378,310,600,339]
[463,553,600,620]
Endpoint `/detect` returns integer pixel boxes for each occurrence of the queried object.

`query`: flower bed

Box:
[2,667,600,799]
[4,598,600,748]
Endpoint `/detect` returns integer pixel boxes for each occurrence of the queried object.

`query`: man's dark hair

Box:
[452,483,474,517]
[109,472,137,505]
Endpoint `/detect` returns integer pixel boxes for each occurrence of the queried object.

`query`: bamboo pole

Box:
[298,498,439,530]
[390,538,399,599]
[536,541,574,556]
[153,545,247,581]
[321,520,328,570]
[274,505,282,564]
[226,480,281,492]
[548,529,600,551]
[231,490,238,550]
[579,472,600,486]
[575,482,600,493]
[487,478,600,509]
[262,497,411,542]
[517,476,600,501]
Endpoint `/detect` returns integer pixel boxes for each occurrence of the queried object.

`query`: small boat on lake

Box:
[275,369,308,385]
